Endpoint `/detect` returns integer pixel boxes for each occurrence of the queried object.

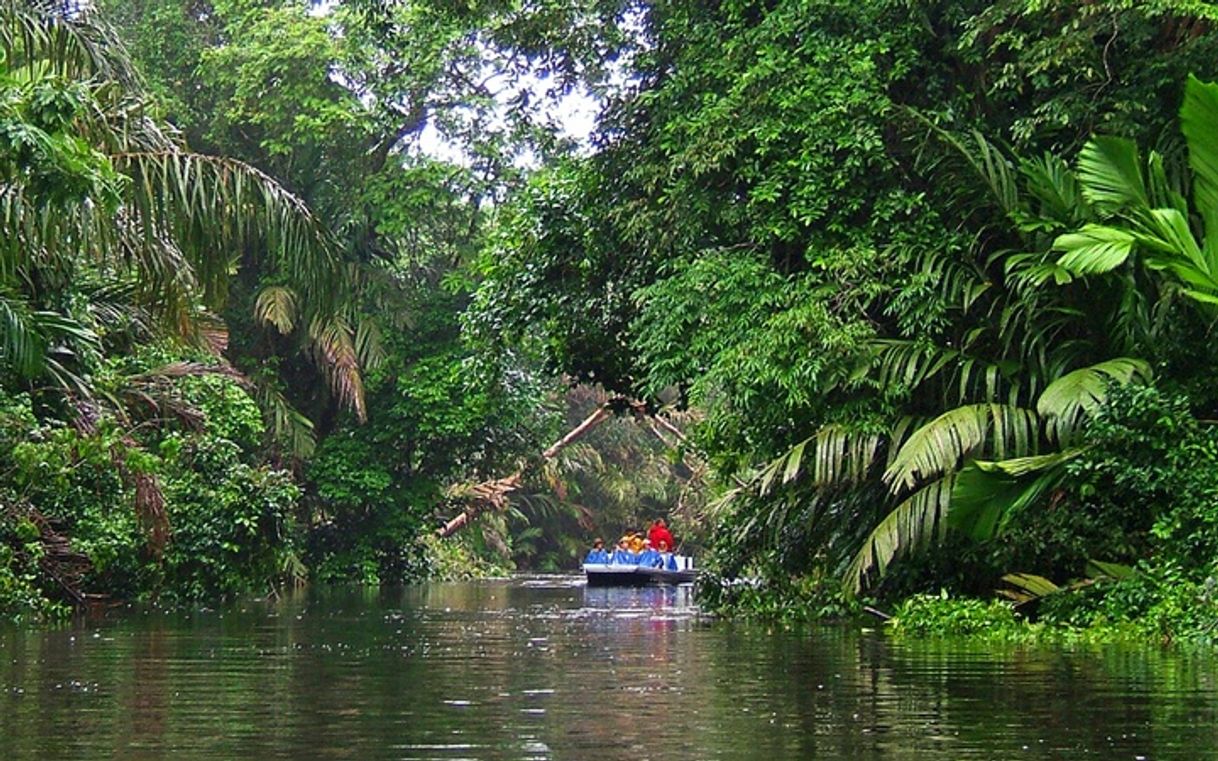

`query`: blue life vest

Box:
[610,548,639,565]
[637,549,664,568]
[665,553,679,571]
[585,548,609,564]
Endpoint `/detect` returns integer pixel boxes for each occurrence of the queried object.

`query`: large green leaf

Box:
[948,450,1078,541]
[1053,225,1136,274]
[1076,135,1148,212]
[846,475,955,594]
[884,403,1037,491]
[1036,358,1151,442]
[1181,75,1218,223]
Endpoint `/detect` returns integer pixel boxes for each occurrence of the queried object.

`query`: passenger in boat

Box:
[610,538,639,565]
[637,539,664,568]
[585,538,609,564]
[665,552,679,571]
[628,532,646,553]
[648,519,675,552]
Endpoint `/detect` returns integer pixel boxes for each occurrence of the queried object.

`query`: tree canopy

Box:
[6,0,1218,638]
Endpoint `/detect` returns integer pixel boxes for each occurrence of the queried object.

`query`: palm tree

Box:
[0,1,366,447]
[0,1,374,554]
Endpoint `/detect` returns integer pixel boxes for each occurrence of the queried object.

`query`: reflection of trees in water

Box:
[844,638,1218,758]
[128,626,168,756]
[2,584,1218,759]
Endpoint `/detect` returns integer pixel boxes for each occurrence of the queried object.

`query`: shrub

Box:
[888,592,1021,637]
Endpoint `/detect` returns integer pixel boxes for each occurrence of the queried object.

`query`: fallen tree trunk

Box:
[436,400,618,538]
[437,396,731,539]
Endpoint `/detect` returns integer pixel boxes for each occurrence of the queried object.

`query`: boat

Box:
[583,555,697,586]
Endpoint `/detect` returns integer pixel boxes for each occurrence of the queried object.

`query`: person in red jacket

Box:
[648,519,675,553]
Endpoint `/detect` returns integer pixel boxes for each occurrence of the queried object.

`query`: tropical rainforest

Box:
[5,0,1218,642]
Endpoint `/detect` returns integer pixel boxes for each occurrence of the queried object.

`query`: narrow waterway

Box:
[1,577,1216,759]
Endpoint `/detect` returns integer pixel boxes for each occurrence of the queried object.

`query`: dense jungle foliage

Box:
[6,0,1218,643]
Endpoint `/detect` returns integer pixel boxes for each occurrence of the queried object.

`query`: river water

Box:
[1,576,1216,760]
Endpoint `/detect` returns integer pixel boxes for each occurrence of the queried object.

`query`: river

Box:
[1,577,1216,759]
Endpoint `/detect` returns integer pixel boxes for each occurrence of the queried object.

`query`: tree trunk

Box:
[436,401,616,538]
[435,396,732,538]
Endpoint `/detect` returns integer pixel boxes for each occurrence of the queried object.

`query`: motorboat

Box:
[583,555,696,586]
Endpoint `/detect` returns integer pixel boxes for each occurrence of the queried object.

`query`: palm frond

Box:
[1053,224,1137,274]
[354,315,385,372]
[114,151,340,310]
[1,1,141,85]
[308,316,366,422]
[257,383,316,459]
[756,425,882,496]
[908,112,1020,216]
[846,475,955,594]
[1018,152,1084,230]
[0,293,97,383]
[1036,358,1151,443]
[126,361,253,389]
[255,286,298,335]
[0,293,49,378]
[884,403,1038,491]
[869,339,1023,407]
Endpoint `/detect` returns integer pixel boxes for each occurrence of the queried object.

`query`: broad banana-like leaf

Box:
[949,450,1078,541]
[1036,358,1150,443]
[884,403,1037,490]
[846,475,955,594]
[1053,225,1136,274]
[1076,135,1149,212]
[1002,572,1061,598]
[1181,75,1218,226]
[1085,559,1136,581]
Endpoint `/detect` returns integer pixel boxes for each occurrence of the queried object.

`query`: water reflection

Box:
[581,583,689,612]
[1,578,1216,760]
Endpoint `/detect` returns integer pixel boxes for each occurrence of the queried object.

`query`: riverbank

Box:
[701,566,1218,647]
